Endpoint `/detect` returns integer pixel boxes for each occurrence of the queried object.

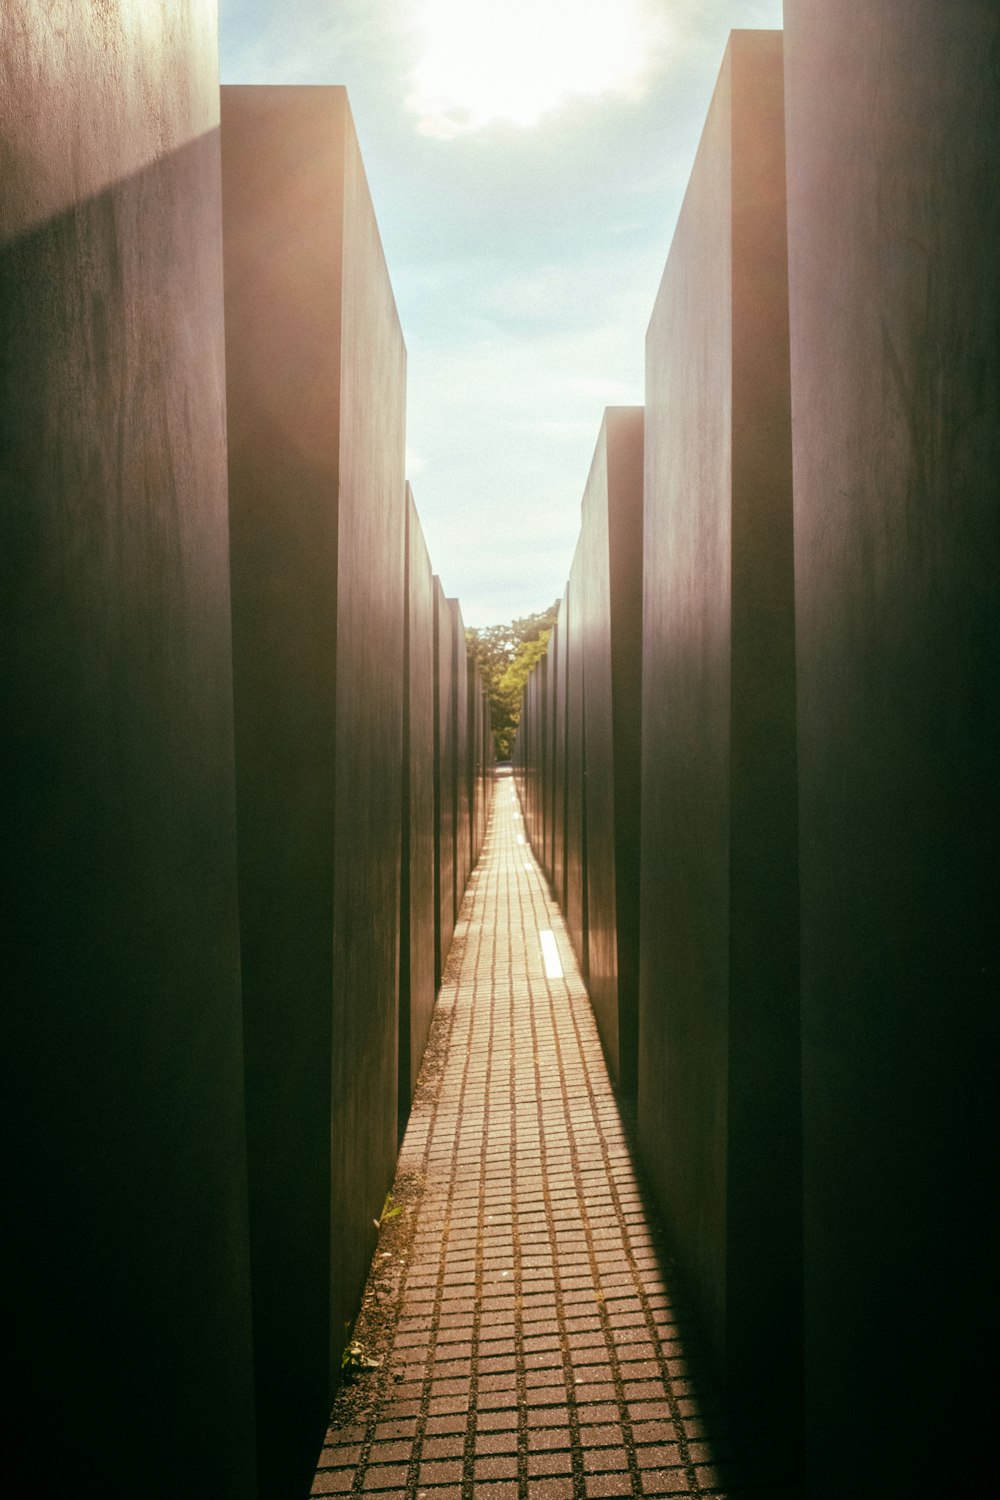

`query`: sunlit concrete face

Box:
[638,30,801,1493]
[221,85,406,1499]
[784,3,999,1493]
[2,3,257,1492]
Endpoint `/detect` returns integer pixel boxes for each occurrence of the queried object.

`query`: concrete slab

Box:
[638,31,801,1492]
[3,4,257,1491]
[221,84,406,1498]
[575,408,644,1096]
[784,3,1000,1491]
[434,577,456,986]
[400,488,437,1132]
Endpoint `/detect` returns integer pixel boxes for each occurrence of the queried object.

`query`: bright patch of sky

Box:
[407,0,668,139]
[219,0,784,626]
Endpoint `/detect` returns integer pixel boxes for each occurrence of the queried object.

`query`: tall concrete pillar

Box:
[400,486,437,1132]
[577,408,644,1096]
[221,85,406,1498]
[450,598,471,912]
[783,4,999,1492]
[2,4,256,1492]
[638,31,801,1492]
[434,577,456,983]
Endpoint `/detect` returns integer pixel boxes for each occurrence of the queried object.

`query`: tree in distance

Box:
[467,601,558,760]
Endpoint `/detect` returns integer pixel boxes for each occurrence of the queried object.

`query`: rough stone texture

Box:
[2,3,257,1493]
[638,32,801,1493]
[221,85,406,1499]
[311,775,743,1500]
[783,4,999,1493]
[573,410,644,1096]
[400,487,437,1132]
[434,577,456,987]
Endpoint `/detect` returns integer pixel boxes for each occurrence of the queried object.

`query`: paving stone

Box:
[310,777,739,1498]
[527,1450,574,1476]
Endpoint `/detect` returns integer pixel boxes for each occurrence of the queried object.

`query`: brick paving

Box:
[312,770,743,1498]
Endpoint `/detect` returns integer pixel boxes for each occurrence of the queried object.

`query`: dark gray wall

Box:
[434,577,456,983]
[221,85,405,1499]
[2,3,257,1492]
[551,598,569,908]
[467,652,487,873]
[564,569,588,975]
[544,625,558,885]
[479,679,494,856]
[450,598,470,914]
[638,32,801,1493]
[330,106,406,1393]
[400,487,437,1130]
[783,4,999,1493]
[578,409,644,1096]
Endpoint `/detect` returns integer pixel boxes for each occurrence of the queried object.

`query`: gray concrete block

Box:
[2,4,257,1492]
[450,598,470,911]
[638,31,801,1492]
[544,625,559,885]
[434,577,455,982]
[564,564,588,978]
[784,3,1000,1492]
[551,601,569,908]
[577,409,644,1095]
[400,487,437,1130]
[221,84,405,1498]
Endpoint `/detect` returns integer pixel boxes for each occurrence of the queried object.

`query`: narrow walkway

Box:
[312,772,741,1498]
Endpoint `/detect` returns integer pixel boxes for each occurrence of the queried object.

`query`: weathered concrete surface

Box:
[434,576,456,984]
[400,487,437,1132]
[467,651,488,873]
[2,3,257,1493]
[638,32,801,1492]
[783,4,1000,1493]
[564,564,588,980]
[577,409,644,1096]
[551,597,570,909]
[520,659,542,856]
[222,85,405,1499]
[544,623,559,886]
[450,598,471,914]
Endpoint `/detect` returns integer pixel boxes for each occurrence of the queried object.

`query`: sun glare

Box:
[407,0,666,139]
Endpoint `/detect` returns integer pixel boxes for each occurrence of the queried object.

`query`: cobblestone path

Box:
[311,771,741,1498]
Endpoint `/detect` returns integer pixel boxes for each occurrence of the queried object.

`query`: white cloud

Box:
[218,0,786,625]
[406,0,672,138]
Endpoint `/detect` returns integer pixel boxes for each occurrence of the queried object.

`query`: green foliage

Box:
[467,601,558,759]
[340,1340,382,1377]
[373,1192,402,1231]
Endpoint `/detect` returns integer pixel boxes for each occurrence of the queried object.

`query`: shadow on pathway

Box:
[312,772,744,1498]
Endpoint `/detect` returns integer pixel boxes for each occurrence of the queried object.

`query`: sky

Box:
[219,0,784,627]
